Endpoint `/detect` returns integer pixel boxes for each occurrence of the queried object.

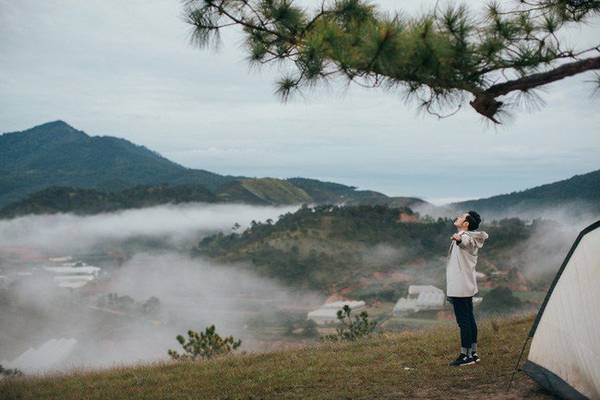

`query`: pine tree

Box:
[168,325,242,361]
[182,0,600,123]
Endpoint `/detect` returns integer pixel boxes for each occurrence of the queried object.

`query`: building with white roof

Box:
[1,338,77,373]
[42,260,101,289]
[307,300,366,325]
[393,285,446,315]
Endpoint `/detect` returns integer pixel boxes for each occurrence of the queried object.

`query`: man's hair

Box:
[465,211,482,231]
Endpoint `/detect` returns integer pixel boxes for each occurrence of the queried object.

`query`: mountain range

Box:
[450,170,600,218]
[1,120,598,218]
[0,121,425,214]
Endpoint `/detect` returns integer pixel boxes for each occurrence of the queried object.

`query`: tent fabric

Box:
[524,220,600,400]
[522,361,588,400]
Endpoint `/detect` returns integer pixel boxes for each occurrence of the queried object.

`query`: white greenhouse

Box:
[307,300,366,325]
[393,285,446,315]
[1,338,77,373]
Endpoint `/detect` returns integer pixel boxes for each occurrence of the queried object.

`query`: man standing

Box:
[447,211,488,367]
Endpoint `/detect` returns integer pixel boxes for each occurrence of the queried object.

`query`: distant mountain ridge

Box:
[0,121,425,214]
[449,169,600,218]
[2,120,597,218]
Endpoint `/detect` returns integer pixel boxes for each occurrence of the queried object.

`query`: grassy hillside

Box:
[239,178,313,204]
[0,315,550,399]
[287,177,428,209]
[285,177,360,203]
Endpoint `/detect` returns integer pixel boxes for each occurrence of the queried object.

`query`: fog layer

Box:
[0,203,325,374]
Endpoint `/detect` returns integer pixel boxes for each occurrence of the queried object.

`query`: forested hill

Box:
[193,204,560,294]
[0,121,429,212]
[0,120,237,206]
[0,185,221,218]
[450,169,600,218]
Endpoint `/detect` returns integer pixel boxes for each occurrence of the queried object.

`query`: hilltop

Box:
[0,121,234,206]
[0,315,550,399]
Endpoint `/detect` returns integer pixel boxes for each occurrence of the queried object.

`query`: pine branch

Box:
[471,55,600,122]
[183,0,600,122]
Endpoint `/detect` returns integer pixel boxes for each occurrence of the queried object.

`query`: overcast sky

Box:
[1,0,599,204]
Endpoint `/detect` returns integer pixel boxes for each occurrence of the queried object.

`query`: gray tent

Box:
[522,220,600,399]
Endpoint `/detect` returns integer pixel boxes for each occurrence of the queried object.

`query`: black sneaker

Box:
[449,353,475,367]
[471,352,480,363]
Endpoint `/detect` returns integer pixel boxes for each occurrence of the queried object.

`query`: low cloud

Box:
[0,203,326,374]
[0,202,299,255]
[2,251,321,372]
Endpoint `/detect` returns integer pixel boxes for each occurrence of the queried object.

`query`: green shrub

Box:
[168,325,241,361]
[321,305,377,342]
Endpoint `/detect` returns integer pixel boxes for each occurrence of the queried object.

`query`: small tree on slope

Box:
[322,304,378,341]
[168,325,242,361]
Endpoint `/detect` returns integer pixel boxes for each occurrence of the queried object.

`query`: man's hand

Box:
[451,233,462,242]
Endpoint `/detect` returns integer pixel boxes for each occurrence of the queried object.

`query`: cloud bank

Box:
[0,203,326,374]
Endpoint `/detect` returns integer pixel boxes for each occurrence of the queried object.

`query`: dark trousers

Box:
[448,296,477,349]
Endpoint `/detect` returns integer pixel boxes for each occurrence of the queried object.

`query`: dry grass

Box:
[0,314,550,400]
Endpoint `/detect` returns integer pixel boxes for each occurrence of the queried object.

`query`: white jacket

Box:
[446,230,489,297]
